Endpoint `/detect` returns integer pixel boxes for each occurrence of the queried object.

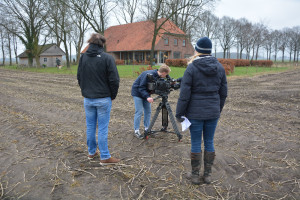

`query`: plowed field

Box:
[0,68,299,199]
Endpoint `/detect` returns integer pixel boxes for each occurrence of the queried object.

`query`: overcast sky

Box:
[214,0,300,30]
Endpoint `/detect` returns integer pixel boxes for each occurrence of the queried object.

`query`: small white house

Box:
[18,44,65,67]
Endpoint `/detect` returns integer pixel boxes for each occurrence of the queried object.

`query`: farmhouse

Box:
[81,19,194,64]
[18,44,65,67]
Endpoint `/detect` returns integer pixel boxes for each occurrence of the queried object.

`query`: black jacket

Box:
[131,69,159,99]
[77,44,120,100]
[176,55,227,120]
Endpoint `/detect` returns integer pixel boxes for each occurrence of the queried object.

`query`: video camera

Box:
[147,74,182,96]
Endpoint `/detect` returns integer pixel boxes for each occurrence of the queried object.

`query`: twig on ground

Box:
[27,167,41,181]
[0,181,3,198]
[17,190,30,199]
[119,185,123,200]
[233,156,245,168]
[253,192,276,199]
[127,185,134,195]
[5,182,20,195]
[213,185,224,200]
[73,168,96,178]
[137,187,146,200]
[248,179,263,188]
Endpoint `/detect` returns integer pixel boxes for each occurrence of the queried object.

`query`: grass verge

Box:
[1,64,297,79]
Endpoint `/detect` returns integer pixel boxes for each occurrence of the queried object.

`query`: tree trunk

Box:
[69,41,72,65]
[35,55,41,68]
[8,35,12,66]
[1,42,5,66]
[63,39,70,68]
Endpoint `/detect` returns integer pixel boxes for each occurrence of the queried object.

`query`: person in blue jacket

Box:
[131,64,171,139]
[176,37,227,185]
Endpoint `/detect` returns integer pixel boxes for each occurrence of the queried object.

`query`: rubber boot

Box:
[190,152,202,185]
[203,151,215,184]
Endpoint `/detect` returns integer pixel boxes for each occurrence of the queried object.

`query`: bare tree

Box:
[140,0,204,66]
[270,30,281,62]
[70,0,117,34]
[0,28,7,65]
[278,28,289,62]
[69,8,90,64]
[0,0,47,67]
[289,26,300,62]
[216,16,237,58]
[115,0,140,24]
[247,23,266,61]
[193,11,219,41]
[235,18,252,59]
[168,0,215,36]
[45,0,73,68]
[263,30,273,60]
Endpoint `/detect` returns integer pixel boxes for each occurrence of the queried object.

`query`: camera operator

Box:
[131,64,171,139]
[176,37,227,185]
[77,33,120,164]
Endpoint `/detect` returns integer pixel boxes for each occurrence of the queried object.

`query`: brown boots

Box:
[189,151,215,185]
[190,152,202,185]
[203,151,215,184]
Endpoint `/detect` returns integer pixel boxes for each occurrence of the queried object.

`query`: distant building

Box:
[18,44,65,67]
[81,19,194,64]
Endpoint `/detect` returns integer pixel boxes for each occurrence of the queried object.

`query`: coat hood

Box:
[86,43,104,57]
[192,56,219,76]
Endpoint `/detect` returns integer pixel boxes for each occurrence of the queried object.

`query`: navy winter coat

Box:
[176,55,227,120]
[131,69,159,99]
[77,44,120,100]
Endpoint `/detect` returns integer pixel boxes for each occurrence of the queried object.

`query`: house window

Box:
[164,38,169,45]
[44,58,47,62]
[173,51,181,59]
[184,54,191,58]
[183,40,186,47]
[174,39,178,46]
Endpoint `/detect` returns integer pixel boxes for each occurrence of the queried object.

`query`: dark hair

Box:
[87,33,106,47]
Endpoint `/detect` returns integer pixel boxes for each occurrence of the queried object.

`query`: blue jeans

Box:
[84,97,112,160]
[133,96,151,130]
[189,118,219,153]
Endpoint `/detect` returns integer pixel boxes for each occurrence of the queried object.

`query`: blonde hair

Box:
[188,52,208,64]
[158,64,171,73]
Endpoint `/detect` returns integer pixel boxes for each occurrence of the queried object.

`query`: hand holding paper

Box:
[180,116,191,131]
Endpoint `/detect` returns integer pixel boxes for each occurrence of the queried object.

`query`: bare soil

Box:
[0,67,299,200]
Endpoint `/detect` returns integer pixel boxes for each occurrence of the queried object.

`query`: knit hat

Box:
[195,37,212,54]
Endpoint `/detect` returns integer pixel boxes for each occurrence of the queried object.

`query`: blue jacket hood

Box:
[192,56,218,76]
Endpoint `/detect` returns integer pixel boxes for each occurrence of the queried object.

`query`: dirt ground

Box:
[0,67,299,200]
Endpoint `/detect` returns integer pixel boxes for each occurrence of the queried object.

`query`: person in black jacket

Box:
[176,37,227,185]
[77,33,120,164]
[131,64,171,139]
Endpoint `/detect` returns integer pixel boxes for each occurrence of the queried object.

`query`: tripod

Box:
[144,94,183,141]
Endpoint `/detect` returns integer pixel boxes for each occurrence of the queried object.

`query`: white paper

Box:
[181,116,191,132]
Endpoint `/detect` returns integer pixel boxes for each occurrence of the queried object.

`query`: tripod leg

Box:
[165,102,183,141]
[144,102,162,138]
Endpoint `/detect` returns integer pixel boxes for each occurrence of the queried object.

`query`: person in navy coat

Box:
[176,37,227,185]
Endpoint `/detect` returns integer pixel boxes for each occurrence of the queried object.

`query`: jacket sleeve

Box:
[107,57,120,100]
[176,66,193,118]
[219,69,228,113]
[77,55,84,87]
[138,73,151,99]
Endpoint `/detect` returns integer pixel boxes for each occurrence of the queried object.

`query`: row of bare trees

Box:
[0,0,299,68]
[0,0,216,67]
[195,12,300,62]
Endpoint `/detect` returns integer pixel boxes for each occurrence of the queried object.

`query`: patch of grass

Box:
[3,65,77,74]
[1,64,296,79]
[230,66,291,77]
